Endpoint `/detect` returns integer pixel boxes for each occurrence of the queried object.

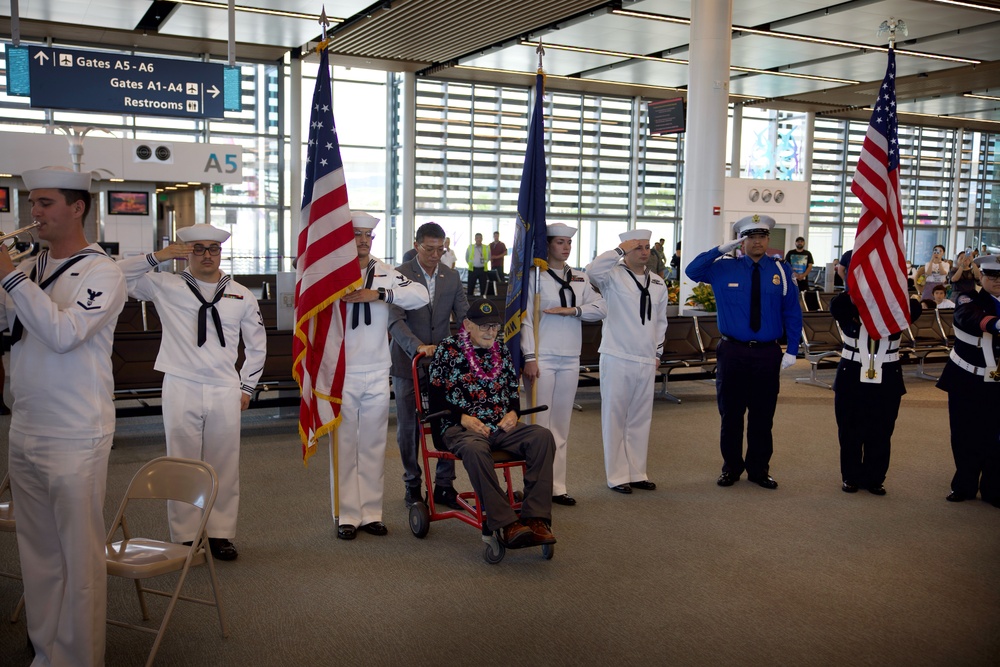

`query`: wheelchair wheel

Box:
[483,541,506,565]
[542,544,555,560]
[409,502,430,538]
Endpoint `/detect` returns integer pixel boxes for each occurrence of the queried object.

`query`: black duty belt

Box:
[721,335,779,348]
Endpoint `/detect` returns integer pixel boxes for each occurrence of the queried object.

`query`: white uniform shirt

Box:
[346,258,428,373]
[521,266,606,360]
[0,245,126,439]
[586,248,670,365]
[119,254,267,394]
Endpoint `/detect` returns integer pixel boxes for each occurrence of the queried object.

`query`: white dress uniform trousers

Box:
[162,374,243,541]
[598,356,656,487]
[532,354,583,495]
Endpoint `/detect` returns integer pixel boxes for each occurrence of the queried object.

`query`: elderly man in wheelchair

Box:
[428,298,557,549]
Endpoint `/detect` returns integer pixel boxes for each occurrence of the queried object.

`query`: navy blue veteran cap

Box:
[466,298,503,325]
[733,214,776,238]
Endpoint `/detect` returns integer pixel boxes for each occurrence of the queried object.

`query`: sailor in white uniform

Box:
[118,223,266,561]
[521,223,606,506]
[335,212,428,540]
[586,229,670,493]
[0,166,127,666]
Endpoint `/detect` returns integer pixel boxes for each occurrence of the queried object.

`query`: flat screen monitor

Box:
[108,191,150,216]
[0,186,9,213]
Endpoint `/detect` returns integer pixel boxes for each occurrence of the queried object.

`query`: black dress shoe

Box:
[631,480,656,491]
[337,524,357,540]
[609,484,632,494]
[842,481,859,493]
[867,485,887,496]
[945,491,967,503]
[748,475,779,490]
[208,537,238,560]
[552,494,577,506]
[360,521,388,536]
[404,486,424,508]
[433,485,462,510]
[716,471,739,487]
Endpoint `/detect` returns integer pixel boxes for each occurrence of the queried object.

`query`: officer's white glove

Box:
[718,238,744,254]
[780,353,796,370]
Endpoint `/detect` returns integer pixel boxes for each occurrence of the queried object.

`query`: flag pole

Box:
[529,40,546,424]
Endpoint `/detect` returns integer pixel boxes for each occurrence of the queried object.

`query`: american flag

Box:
[503,71,548,374]
[848,47,910,338]
[293,48,361,464]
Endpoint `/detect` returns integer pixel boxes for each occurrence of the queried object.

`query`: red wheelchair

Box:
[407,353,554,564]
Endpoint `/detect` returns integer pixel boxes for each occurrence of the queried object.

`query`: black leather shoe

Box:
[609,484,632,494]
[337,524,357,540]
[433,485,462,510]
[360,521,388,536]
[631,480,656,491]
[748,475,779,490]
[404,486,424,508]
[208,538,238,560]
[945,491,967,502]
[867,485,887,496]
[717,471,739,487]
[842,481,859,493]
[552,494,577,506]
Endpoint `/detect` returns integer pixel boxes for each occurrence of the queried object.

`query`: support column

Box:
[400,71,417,259]
[679,0,733,313]
[289,51,303,246]
[947,127,964,257]
[629,96,641,231]
[803,111,815,239]
[730,103,742,177]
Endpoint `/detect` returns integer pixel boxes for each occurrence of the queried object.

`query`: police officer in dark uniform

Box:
[830,290,923,495]
[936,254,1000,507]
[686,215,803,489]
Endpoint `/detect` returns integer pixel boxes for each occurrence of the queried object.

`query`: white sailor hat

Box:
[547,223,577,238]
[176,223,230,243]
[619,229,652,243]
[22,166,92,192]
[351,211,379,230]
[974,254,1000,275]
[733,214,776,238]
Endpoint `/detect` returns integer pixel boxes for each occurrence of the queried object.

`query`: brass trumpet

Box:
[1,222,41,261]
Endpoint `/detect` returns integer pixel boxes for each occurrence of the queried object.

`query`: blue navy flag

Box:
[504,72,548,374]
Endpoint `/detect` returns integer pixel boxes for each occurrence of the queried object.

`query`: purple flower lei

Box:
[458,327,502,382]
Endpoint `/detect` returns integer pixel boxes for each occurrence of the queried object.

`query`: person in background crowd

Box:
[489,231,507,284]
[669,241,681,282]
[522,223,607,506]
[336,213,428,540]
[685,214,802,490]
[646,240,666,278]
[785,236,815,291]
[390,222,470,510]
[914,245,951,300]
[465,232,489,297]
[950,250,980,295]
[931,283,955,309]
[119,223,266,562]
[586,229,669,494]
[936,254,1000,508]
[441,236,457,270]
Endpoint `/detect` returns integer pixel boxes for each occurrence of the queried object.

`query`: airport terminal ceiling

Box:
[1,0,999,132]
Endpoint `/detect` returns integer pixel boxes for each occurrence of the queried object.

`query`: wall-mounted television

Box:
[108,191,150,216]
[0,186,9,213]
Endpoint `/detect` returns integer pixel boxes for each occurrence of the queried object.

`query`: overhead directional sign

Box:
[26,46,227,119]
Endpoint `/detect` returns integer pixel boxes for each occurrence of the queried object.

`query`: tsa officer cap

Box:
[619,229,652,243]
[974,254,1000,276]
[176,223,231,243]
[350,211,380,230]
[733,214,776,238]
[22,166,93,192]
[547,223,577,239]
[466,298,503,325]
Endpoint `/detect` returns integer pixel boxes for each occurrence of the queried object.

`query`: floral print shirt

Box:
[428,330,520,439]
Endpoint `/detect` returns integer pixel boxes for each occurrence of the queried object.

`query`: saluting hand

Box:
[718,237,745,254]
[153,243,193,262]
[618,239,646,254]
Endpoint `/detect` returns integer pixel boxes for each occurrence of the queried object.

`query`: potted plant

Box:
[685,282,717,312]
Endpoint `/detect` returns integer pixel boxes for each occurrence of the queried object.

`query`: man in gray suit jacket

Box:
[389,222,470,508]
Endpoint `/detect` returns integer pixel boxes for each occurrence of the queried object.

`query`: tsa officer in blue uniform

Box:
[936,254,1000,507]
[686,214,802,489]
